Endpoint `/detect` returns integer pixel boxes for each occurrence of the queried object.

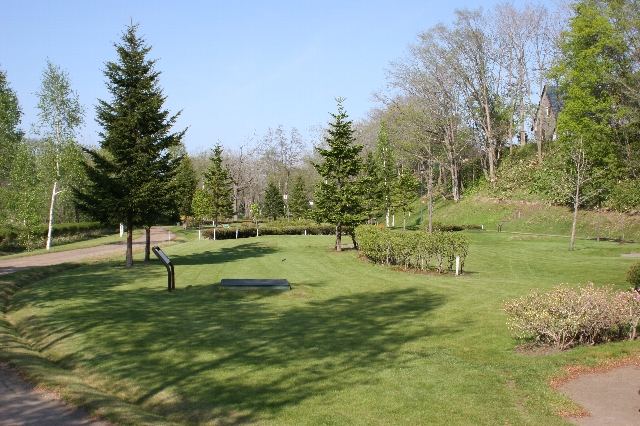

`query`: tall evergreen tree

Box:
[74,24,185,267]
[172,149,197,226]
[263,180,284,221]
[202,142,233,225]
[312,98,366,251]
[288,174,310,220]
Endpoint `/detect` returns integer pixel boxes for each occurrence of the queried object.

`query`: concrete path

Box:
[0,363,112,426]
[0,227,173,425]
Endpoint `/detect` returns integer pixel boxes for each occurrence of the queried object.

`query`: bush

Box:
[421,220,482,232]
[0,222,106,252]
[202,224,337,240]
[355,225,469,273]
[504,283,640,350]
[627,262,640,289]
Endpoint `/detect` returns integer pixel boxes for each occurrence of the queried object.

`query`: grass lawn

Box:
[3,232,640,425]
[0,230,143,260]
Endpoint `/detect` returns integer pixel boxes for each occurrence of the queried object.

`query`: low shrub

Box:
[421,220,482,232]
[627,262,640,289]
[355,225,469,273]
[504,283,640,350]
[202,224,338,240]
[0,222,107,252]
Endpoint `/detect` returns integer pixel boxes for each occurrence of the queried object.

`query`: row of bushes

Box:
[0,222,107,252]
[504,283,640,350]
[202,225,339,240]
[424,221,483,232]
[355,225,469,273]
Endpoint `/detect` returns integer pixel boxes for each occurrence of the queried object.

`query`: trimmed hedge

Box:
[202,225,338,240]
[355,225,469,273]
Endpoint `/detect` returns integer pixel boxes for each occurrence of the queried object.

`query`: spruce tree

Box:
[74,24,185,267]
[312,98,366,251]
[263,180,284,221]
[288,175,309,220]
[202,142,233,225]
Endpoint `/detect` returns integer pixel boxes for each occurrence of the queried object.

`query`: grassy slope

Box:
[3,233,640,425]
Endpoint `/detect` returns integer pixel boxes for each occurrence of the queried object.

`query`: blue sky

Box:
[1,0,552,153]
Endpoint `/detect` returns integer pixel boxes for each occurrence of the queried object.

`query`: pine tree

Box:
[312,98,366,251]
[74,24,185,267]
[288,175,309,220]
[263,180,284,221]
[202,142,233,225]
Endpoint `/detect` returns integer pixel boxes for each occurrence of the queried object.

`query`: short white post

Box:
[305,229,307,236]
[198,229,201,241]
[481,224,484,230]
[257,227,259,237]
[168,231,171,241]
[236,228,239,239]
[214,228,216,240]
[455,256,460,276]
[120,222,124,237]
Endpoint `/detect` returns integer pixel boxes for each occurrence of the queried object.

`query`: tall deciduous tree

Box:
[0,68,23,187]
[75,24,185,267]
[33,60,85,250]
[312,98,366,251]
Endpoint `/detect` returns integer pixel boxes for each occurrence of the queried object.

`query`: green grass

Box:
[2,233,640,425]
[0,230,143,260]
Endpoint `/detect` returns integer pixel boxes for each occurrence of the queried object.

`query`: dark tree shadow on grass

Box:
[11,266,452,425]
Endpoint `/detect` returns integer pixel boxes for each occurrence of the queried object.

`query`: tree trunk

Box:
[569,186,580,251]
[46,180,58,250]
[144,226,151,261]
[126,215,134,268]
[335,223,342,252]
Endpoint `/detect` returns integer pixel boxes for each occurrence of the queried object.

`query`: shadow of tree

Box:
[12,266,451,425]
[168,242,280,266]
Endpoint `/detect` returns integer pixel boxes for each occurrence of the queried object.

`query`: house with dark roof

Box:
[533,85,563,142]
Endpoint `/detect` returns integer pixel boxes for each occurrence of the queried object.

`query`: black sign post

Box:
[152,245,175,291]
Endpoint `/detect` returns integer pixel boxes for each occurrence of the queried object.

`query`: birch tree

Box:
[33,60,85,250]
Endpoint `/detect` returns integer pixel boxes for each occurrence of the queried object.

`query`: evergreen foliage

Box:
[74,24,185,267]
[312,98,367,250]
[172,150,198,224]
[263,180,284,220]
[201,142,233,224]
[287,175,310,220]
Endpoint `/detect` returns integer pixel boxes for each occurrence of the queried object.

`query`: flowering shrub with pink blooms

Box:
[504,283,640,350]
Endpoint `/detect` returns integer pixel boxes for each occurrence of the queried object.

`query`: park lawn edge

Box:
[0,259,182,425]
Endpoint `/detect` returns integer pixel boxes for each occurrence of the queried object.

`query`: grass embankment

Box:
[399,195,640,242]
[0,230,144,260]
[2,233,640,425]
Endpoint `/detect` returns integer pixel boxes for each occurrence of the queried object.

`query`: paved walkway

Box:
[0,227,173,425]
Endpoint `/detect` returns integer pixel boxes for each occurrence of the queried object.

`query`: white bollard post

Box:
[257,227,259,237]
[305,229,307,236]
[214,228,216,240]
[236,228,239,239]
[198,229,201,241]
[455,256,460,276]
[168,231,171,241]
[481,224,484,230]
[120,222,124,237]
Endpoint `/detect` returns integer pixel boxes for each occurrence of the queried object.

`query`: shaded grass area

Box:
[3,234,640,425]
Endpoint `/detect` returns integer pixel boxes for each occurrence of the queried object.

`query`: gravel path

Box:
[0,227,175,276]
[0,227,173,425]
